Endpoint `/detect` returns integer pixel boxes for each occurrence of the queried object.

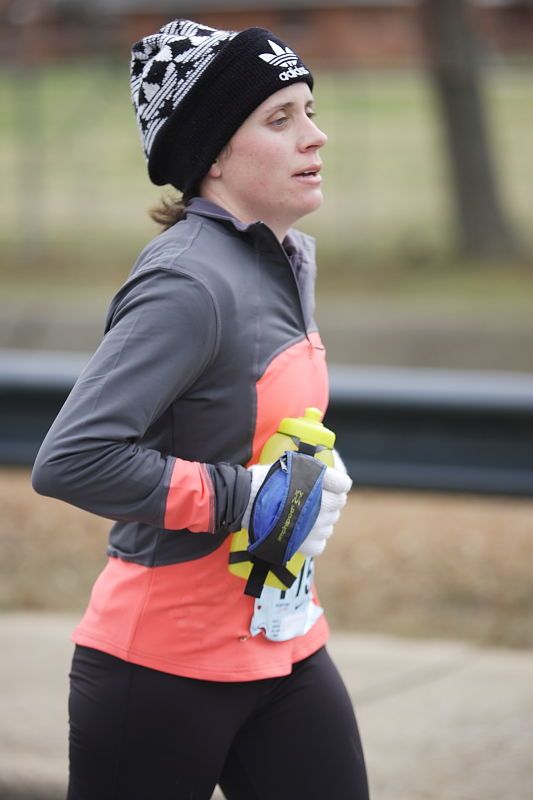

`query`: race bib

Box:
[250,558,323,642]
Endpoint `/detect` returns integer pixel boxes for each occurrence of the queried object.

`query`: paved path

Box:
[0,613,532,799]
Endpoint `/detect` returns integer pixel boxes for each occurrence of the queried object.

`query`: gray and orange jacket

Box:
[32,198,331,681]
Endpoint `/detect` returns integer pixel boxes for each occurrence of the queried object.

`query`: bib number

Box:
[250,558,323,642]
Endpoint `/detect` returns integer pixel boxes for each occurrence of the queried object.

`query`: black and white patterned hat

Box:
[130,19,314,195]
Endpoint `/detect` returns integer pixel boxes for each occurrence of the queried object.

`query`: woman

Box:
[32,19,369,800]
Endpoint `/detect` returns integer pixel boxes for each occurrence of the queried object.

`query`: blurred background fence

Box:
[1,0,532,313]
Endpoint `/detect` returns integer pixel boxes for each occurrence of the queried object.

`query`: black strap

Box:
[233,551,298,596]
[297,440,317,457]
[229,551,252,565]
[245,561,270,598]
[287,434,322,458]
[269,563,297,589]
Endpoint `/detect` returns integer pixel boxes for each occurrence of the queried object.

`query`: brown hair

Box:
[149,190,188,231]
[150,144,230,230]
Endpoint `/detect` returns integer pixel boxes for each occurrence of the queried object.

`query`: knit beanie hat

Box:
[130,19,314,195]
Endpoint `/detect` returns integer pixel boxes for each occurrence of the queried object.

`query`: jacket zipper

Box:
[255,221,312,346]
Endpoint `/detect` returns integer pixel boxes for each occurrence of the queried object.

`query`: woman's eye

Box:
[271,116,288,127]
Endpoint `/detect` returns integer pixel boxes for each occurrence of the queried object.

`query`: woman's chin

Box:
[297,190,324,218]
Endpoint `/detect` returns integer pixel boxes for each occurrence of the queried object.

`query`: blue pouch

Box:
[248,450,326,566]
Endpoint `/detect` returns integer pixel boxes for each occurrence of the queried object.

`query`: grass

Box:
[1,60,532,300]
[2,467,532,649]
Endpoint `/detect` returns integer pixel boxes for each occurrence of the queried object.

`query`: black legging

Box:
[67,644,369,800]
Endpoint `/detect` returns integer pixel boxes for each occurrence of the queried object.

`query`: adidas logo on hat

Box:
[259,40,299,68]
[259,40,310,82]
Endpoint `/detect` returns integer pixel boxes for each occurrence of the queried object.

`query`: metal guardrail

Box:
[326,365,533,497]
[1,349,533,496]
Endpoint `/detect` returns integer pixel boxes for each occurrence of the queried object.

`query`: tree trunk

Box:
[420,0,522,259]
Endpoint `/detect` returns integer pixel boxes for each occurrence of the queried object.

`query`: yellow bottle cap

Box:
[278,407,335,449]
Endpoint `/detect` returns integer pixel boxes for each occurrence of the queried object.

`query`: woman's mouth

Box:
[292,167,322,184]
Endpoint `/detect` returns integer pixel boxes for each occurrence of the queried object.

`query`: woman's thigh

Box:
[67,646,258,800]
[67,645,368,800]
[220,647,369,800]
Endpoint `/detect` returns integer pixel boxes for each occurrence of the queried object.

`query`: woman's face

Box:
[202,82,328,240]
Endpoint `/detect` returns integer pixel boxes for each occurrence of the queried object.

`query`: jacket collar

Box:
[185,197,316,268]
[185,197,253,233]
[185,197,317,326]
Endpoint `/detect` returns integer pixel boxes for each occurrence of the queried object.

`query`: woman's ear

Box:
[208,160,222,179]
[209,143,231,179]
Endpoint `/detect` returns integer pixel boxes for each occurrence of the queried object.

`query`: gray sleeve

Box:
[31,268,250,532]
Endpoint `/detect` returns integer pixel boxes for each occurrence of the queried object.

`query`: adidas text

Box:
[279,66,310,82]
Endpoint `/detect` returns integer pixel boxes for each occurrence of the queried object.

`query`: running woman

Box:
[32,18,370,800]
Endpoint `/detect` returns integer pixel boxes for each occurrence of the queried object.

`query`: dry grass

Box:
[1,468,532,648]
[318,488,533,648]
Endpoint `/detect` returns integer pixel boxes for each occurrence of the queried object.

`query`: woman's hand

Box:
[298,456,352,557]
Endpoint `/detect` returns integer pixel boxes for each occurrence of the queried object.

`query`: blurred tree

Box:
[420,0,523,259]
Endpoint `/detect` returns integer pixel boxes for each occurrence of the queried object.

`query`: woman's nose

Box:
[300,118,328,150]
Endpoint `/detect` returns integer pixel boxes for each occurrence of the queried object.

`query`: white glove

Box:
[298,449,352,558]
[241,463,271,531]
